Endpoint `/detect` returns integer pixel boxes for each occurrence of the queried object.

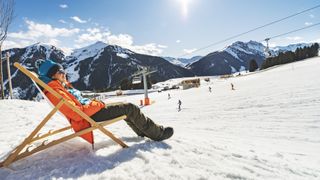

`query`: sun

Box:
[177,0,191,18]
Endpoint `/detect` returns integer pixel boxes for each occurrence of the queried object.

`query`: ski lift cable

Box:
[178,4,320,58]
[262,22,320,41]
[156,16,320,68]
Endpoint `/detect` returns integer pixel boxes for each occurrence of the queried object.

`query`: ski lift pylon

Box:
[264,38,272,58]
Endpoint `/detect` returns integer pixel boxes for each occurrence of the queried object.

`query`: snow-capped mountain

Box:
[271,43,313,55]
[1,42,194,99]
[189,40,315,76]
[63,42,194,91]
[1,43,65,100]
[69,41,110,62]
[189,41,266,75]
[225,40,266,59]
[163,56,202,67]
[1,40,315,100]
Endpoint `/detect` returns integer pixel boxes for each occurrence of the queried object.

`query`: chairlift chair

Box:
[132,76,141,84]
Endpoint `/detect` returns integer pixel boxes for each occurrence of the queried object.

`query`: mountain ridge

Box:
[1,40,315,99]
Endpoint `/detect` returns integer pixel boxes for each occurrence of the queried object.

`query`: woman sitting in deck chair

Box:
[35,59,173,142]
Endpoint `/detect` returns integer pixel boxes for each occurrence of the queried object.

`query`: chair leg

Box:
[0,115,127,168]
[0,100,64,167]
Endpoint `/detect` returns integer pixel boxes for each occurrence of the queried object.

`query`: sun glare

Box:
[178,0,191,18]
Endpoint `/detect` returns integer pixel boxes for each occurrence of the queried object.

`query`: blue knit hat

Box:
[36,59,63,77]
[35,59,64,84]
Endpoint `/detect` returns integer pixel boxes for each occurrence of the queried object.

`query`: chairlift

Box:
[264,38,272,57]
[132,76,141,84]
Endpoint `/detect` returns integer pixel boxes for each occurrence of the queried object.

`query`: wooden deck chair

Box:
[0,63,128,168]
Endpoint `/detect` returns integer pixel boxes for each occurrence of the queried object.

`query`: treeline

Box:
[261,43,319,70]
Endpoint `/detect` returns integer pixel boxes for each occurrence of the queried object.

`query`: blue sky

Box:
[4,0,320,57]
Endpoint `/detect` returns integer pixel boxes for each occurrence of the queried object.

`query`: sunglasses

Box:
[57,69,66,74]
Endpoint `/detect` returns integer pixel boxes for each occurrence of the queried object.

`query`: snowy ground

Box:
[0,57,320,180]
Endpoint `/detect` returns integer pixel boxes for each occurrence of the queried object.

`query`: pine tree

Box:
[261,43,318,70]
[249,59,258,72]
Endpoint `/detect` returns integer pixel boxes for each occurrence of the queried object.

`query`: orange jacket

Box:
[44,80,105,144]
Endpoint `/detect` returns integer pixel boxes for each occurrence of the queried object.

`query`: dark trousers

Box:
[91,102,163,140]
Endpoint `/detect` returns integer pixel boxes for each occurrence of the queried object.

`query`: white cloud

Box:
[309,14,315,18]
[70,16,87,23]
[286,36,303,41]
[5,19,165,56]
[107,34,133,47]
[183,48,197,54]
[59,4,68,9]
[107,34,165,55]
[47,38,60,47]
[8,20,80,39]
[176,40,181,43]
[3,40,31,50]
[158,44,168,48]
[87,28,103,34]
[59,19,67,24]
[132,43,164,56]
[76,28,111,44]
[305,22,313,26]
[4,20,80,50]
[75,28,165,56]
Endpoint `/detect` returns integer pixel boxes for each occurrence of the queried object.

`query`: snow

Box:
[69,41,108,62]
[225,48,240,59]
[246,41,265,53]
[64,42,133,83]
[83,74,90,86]
[163,56,203,67]
[107,55,113,87]
[230,65,237,73]
[65,41,108,83]
[65,62,80,83]
[1,57,320,179]
[25,42,64,60]
[116,53,129,59]
[229,41,254,55]
[225,41,315,61]
[239,66,246,72]
[225,41,267,60]
[110,45,134,55]
[272,43,312,53]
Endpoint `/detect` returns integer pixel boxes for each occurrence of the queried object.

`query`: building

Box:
[180,78,200,90]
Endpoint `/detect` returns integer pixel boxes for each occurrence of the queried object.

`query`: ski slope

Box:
[0,57,320,180]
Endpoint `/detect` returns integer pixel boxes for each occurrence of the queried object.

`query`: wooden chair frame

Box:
[0,62,128,168]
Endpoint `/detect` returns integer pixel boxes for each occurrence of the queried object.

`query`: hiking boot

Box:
[137,133,146,138]
[156,127,174,141]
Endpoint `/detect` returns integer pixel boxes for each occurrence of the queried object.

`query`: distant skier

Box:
[178,99,182,112]
[209,86,212,93]
[168,93,171,100]
[231,83,235,90]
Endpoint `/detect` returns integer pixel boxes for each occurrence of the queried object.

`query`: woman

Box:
[36,59,173,143]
